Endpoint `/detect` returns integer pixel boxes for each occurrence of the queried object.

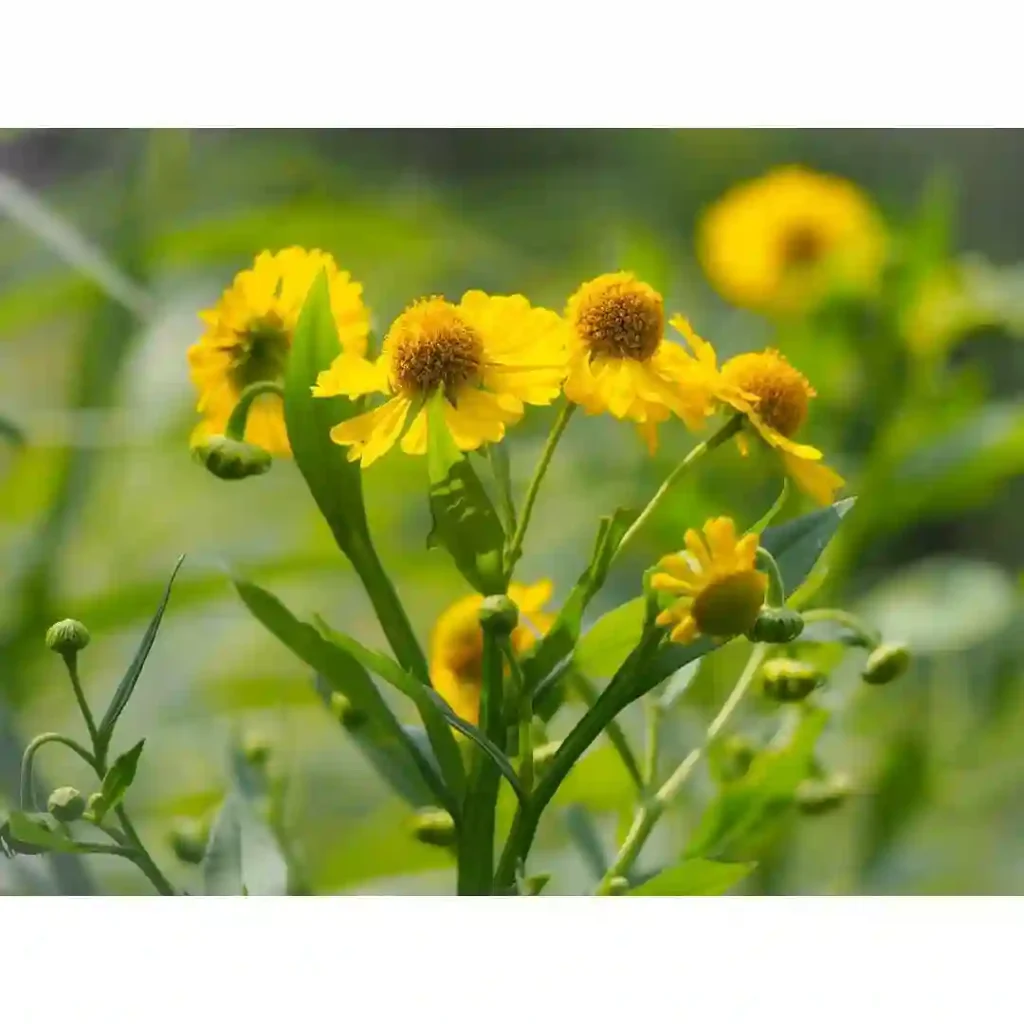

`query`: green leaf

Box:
[759,497,856,596]
[284,270,371,550]
[573,598,645,679]
[566,671,643,791]
[486,443,517,535]
[527,507,637,701]
[91,740,145,822]
[203,794,244,895]
[312,616,466,804]
[564,805,610,882]
[96,556,184,755]
[686,708,829,861]
[627,858,755,896]
[426,391,506,594]
[5,811,80,854]
[234,578,457,818]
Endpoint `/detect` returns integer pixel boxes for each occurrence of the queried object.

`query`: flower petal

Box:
[330,396,411,466]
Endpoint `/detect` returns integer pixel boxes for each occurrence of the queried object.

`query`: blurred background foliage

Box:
[1,129,1022,895]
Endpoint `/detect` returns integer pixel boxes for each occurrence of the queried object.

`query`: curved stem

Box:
[20,732,97,810]
[226,381,285,440]
[613,415,744,562]
[594,643,767,894]
[801,608,881,648]
[505,402,576,574]
[756,547,787,607]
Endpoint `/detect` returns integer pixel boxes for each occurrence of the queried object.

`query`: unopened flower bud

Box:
[606,876,630,895]
[45,619,90,656]
[242,734,272,767]
[47,786,86,823]
[329,692,367,730]
[797,775,851,816]
[410,807,457,848]
[169,819,210,864]
[478,595,519,634]
[192,435,271,481]
[714,734,758,783]
[748,607,805,644]
[862,643,911,685]
[761,658,823,702]
[532,740,561,771]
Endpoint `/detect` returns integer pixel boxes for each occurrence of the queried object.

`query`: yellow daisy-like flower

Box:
[188,247,369,456]
[652,518,767,644]
[430,581,555,726]
[562,272,715,453]
[698,166,887,315]
[314,293,567,467]
[669,317,844,507]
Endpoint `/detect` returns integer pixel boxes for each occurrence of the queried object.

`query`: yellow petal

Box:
[650,572,699,596]
[444,389,518,451]
[669,617,699,644]
[313,354,387,399]
[782,451,845,506]
[704,517,738,562]
[330,396,411,467]
[399,406,429,455]
[684,528,713,569]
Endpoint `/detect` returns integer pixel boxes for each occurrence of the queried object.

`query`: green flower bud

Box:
[532,740,561,771]
[329,692,367,730]
[410,807,457,848]
[169,819,210,865]
[714,734,758,783]
[45,619,90,656]
[761,658,823,702]
[606,876,630,895]
[797,775,851,816]
[862,643,911,685]
[478,595,519,634]
[47,786,86,823]
[242,734,272,767]
[747,606,805,644]
[192,435,271,481]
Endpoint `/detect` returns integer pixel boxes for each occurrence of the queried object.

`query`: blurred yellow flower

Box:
[562,272,714,453]
[430,581,555,725]
[698,166,887,315]
[669,319,844,506]
[315,293,567,467]
[652,518,766,644]
[188,247,369,456]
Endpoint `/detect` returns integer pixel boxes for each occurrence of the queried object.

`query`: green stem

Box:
[612,415,744,561]
[505,402,576,574]
[226,381,285,440]
[801,608,881,648]
[457,621,507,895]
[63,654,101,754]
[594,643,767,894]
[114,805,176,896]
[20,732,97,810]
[500,639,533,796]
[345,532,430,683]
[642,696,661,792]
[756,547,787,607]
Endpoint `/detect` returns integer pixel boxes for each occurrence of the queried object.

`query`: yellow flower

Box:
[562,272,714,453]
[669,318,844,506]
[698,166,887,315]
[188,247,369,456]
[430,581,555,726]
[652,518,767,644]
[315,293,567,467]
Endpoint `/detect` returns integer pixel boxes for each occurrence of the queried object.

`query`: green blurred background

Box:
[1,129,1022,895]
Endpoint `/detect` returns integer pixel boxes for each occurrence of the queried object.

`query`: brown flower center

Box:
[720,350,814,438]
[391,317,484,396]
[574,285,663,362]
[781,224,827,270]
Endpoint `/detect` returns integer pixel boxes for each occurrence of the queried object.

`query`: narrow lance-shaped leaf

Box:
[234,578,457,819]
[627,859,755,896]
[91,739,145,822]
[426,391,506,595]
[97,556,185,756]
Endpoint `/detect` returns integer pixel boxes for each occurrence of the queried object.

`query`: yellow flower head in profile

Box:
[669,318,844,507]
[188,247,369,456]
[314,293,567,466]
[698,166,887,315]
[563,272,714,453]
[430,581,555,726]
[652,518,767,644]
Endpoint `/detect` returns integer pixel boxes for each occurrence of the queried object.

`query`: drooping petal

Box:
[330,396,412,466]
[313,354,388,399]
[782,451,845,506]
